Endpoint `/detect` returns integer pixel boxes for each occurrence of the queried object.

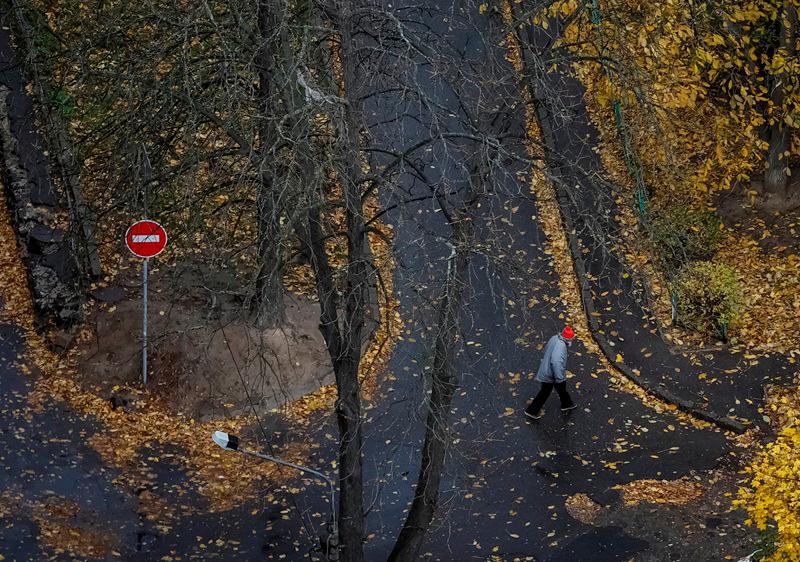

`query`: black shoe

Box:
[524,410,544,420]
[560,404,577,412]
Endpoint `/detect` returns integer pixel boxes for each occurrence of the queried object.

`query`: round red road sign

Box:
[125,220,168,258]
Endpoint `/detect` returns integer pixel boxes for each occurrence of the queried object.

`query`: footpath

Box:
[516,20,797,432]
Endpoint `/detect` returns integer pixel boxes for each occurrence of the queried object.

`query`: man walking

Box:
[525,326,577,420]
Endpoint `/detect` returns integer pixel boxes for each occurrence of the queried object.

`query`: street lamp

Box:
[211,431,339,561]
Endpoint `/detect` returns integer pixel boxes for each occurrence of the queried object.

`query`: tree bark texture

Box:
[333,4,368,558]
[387,222,470,562]
[252,0,286,326]
[764,3,797,194]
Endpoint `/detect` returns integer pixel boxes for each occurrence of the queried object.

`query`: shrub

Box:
[651,205,724,270]
[736,427,799,562]
[673,261,742,337]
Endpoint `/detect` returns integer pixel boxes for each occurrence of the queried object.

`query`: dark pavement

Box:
[0,323,138,561]
[345,2,731,560]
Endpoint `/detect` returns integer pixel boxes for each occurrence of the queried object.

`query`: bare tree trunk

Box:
[252,0,285,327]
[765,120,790,194]
[764,3,797,194]
[295,2,371,558]
[269,2,368,555]
[388,221,470,562]
[304,180,367,562]
[253,189,286,326]
[334,7,368,557]
[305,201,339,348]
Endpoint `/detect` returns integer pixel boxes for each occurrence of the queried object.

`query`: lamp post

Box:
[211,431,339,560]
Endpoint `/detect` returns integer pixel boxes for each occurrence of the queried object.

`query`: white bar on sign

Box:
[132,234,161,243]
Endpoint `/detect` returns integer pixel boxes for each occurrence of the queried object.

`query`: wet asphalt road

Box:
[348,3,728,559]
[0,323,137,560]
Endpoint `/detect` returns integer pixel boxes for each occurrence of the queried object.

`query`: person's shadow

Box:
[526,405,580,481]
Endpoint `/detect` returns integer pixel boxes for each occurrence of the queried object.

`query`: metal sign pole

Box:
[143,257,148,385]
[126,219,166,386]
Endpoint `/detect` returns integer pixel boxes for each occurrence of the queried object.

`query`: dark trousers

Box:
[526,382,574,415]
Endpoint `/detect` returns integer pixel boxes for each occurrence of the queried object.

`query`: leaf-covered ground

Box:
[0,1,793,561]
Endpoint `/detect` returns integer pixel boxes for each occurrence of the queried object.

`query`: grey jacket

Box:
[535,334,568,383]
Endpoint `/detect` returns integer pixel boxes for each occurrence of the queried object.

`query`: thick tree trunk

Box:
[765,123,790,194]
[764,4,797,194]
[299,2,371,559]
[334,6,368,558]
[331,352,365,562]
[252,0,285,327]
[279,5,370,557]
[253,191,286,327]
[388,226,469,562]
[304,175,367,562]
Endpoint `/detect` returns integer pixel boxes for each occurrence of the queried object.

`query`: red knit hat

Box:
[562,326,575,340]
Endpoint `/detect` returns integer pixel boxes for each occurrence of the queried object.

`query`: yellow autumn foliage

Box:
[737,425,800,561]
[548,0,799,199]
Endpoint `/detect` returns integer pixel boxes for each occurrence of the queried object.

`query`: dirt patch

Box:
[716,177,800,257]
[75,263,346,420]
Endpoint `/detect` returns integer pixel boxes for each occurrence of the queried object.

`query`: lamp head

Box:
[212,431,240,451]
